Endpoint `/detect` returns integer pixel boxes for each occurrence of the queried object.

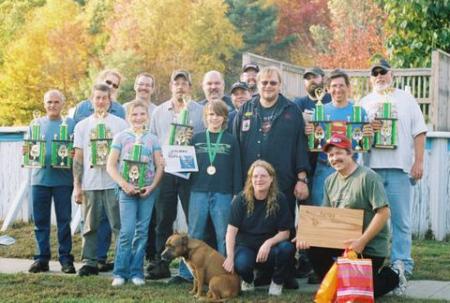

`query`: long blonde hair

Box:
[243,160,280,218]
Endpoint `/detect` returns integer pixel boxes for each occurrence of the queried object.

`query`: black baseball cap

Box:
[303,67,325,79]
[230,81,249,94]
[242,63,259,73]
[370,59,391,73]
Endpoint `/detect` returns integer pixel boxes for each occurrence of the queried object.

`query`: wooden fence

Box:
[243,52,450,128]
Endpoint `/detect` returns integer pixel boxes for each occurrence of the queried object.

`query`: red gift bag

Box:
[336,252,374,303]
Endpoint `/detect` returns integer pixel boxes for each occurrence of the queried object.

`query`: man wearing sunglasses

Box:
[361,59,427,284]
[72,69,126,273]
[233,65,310,290]
[73,69,125,124]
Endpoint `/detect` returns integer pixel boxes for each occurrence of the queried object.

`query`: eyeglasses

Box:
[105,80,119,89]
[260,80,279,86]
[371,69,388,77]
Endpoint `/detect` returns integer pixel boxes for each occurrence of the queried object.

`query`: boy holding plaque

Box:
[189,101,242,256]
[27,90,76,274]
[106,101,163,286]
[73,84,128,277]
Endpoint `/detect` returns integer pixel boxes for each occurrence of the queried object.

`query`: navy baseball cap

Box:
[230,81,249,94]
[303,67,325,79]
[242,63,259,73]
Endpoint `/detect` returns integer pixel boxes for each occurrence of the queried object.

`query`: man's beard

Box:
[306,83,323,98]
[373,80,393,94]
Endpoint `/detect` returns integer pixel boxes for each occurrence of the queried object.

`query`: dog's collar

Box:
[184,245,201,260]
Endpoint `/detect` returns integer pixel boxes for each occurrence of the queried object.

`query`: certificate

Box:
[162,145,198,173]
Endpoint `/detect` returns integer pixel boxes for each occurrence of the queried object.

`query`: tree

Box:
[273,0,330,66]
[101,0,242,102]
[0,0,90,125]
[383,0,450,67]
[314,0,386,68]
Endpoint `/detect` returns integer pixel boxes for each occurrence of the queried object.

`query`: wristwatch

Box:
[298,176,309,184]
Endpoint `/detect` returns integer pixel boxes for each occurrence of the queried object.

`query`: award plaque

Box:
[90,112,112,167]
[122,132,147,191]
[374,93,397,149]
[345,98,371,152]
[51,117,73,169]
[22,111,46,168]
[308,88,328,152]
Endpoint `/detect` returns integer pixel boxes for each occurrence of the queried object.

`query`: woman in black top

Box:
[223,160,295,296]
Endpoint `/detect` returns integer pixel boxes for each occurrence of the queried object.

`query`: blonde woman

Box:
[106,100,163,286]
[223,160,295,296]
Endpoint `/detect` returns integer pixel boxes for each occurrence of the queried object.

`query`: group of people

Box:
[26,59,427,298]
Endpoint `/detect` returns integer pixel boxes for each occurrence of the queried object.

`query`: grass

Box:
[0,273,447,303]
[1,222,450,302]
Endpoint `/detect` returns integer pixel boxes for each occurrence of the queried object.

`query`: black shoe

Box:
[78,265,99,277]
[167,275,191,285]
[28,260,49,273]
[254,274,272,287]
[307,272,321,284]
[284,277,299,289]
[296,256,314,278]
[146,259,158,272]
[98,261,114,272]
[61,263,76,274]
[145,261,171,280]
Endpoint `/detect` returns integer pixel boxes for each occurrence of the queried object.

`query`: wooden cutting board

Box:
[297,205,364,249]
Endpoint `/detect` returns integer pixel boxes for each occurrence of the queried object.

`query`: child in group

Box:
[106,100,163,286]
[188,100,242,256]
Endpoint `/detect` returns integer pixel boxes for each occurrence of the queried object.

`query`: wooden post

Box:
[431,49,450,131]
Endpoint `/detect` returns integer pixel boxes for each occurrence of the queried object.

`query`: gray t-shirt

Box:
[150,100,205,145]
[324,165,390,257]
[73,114,128,190]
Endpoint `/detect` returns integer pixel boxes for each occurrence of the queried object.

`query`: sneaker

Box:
[167,275,191,285]
[391,260,407,296]
[98,261,114,272]
[28,260,49,273]
[78,265,99,277]
[131,277,145,286]
[112,277,125,287]
[268,280,283,296]
[61,263,76,274]
[241,280,255,292]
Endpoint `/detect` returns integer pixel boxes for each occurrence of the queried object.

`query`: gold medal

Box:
[207,165,216,175]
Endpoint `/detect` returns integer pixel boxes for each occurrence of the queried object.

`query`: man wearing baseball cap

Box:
[240,63,259,96]
[361,58,427,283]
[296,133,406,298]
[228,81,251,131]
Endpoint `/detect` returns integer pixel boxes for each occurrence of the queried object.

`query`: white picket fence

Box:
[1,127,449,240]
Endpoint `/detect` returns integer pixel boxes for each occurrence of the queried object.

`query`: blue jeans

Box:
[113,189,157,279]
[32,185,73,264]
[188,191,232,256]
[234,241,295,285]
[374,169,414,274]
[311,161,335,206]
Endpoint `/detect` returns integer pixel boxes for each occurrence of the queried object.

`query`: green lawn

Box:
[1,222,450,302]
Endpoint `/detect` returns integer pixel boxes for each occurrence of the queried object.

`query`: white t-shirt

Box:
[73,114,128,190]
[361,88,427,173]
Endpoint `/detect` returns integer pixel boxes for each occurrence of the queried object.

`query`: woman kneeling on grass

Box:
[106,100,163,286]
[223,160,295,296]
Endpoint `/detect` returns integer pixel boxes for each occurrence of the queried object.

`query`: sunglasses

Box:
[105,80,119,89]
[260,80,279,86]
[371,69,388,77]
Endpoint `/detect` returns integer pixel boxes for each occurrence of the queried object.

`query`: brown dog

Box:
[161,233,240,302]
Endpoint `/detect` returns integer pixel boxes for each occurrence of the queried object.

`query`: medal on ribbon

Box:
[206,130,223,176]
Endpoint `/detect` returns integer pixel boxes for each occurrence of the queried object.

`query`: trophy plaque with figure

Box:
[22,111,46,168]
[168,95,194,146]
[345,97,371,152]
[374,92,397,149]
[51,115,73,169]
[90,111,112,167]
[307,88,328,152]
[122,132,147,191]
